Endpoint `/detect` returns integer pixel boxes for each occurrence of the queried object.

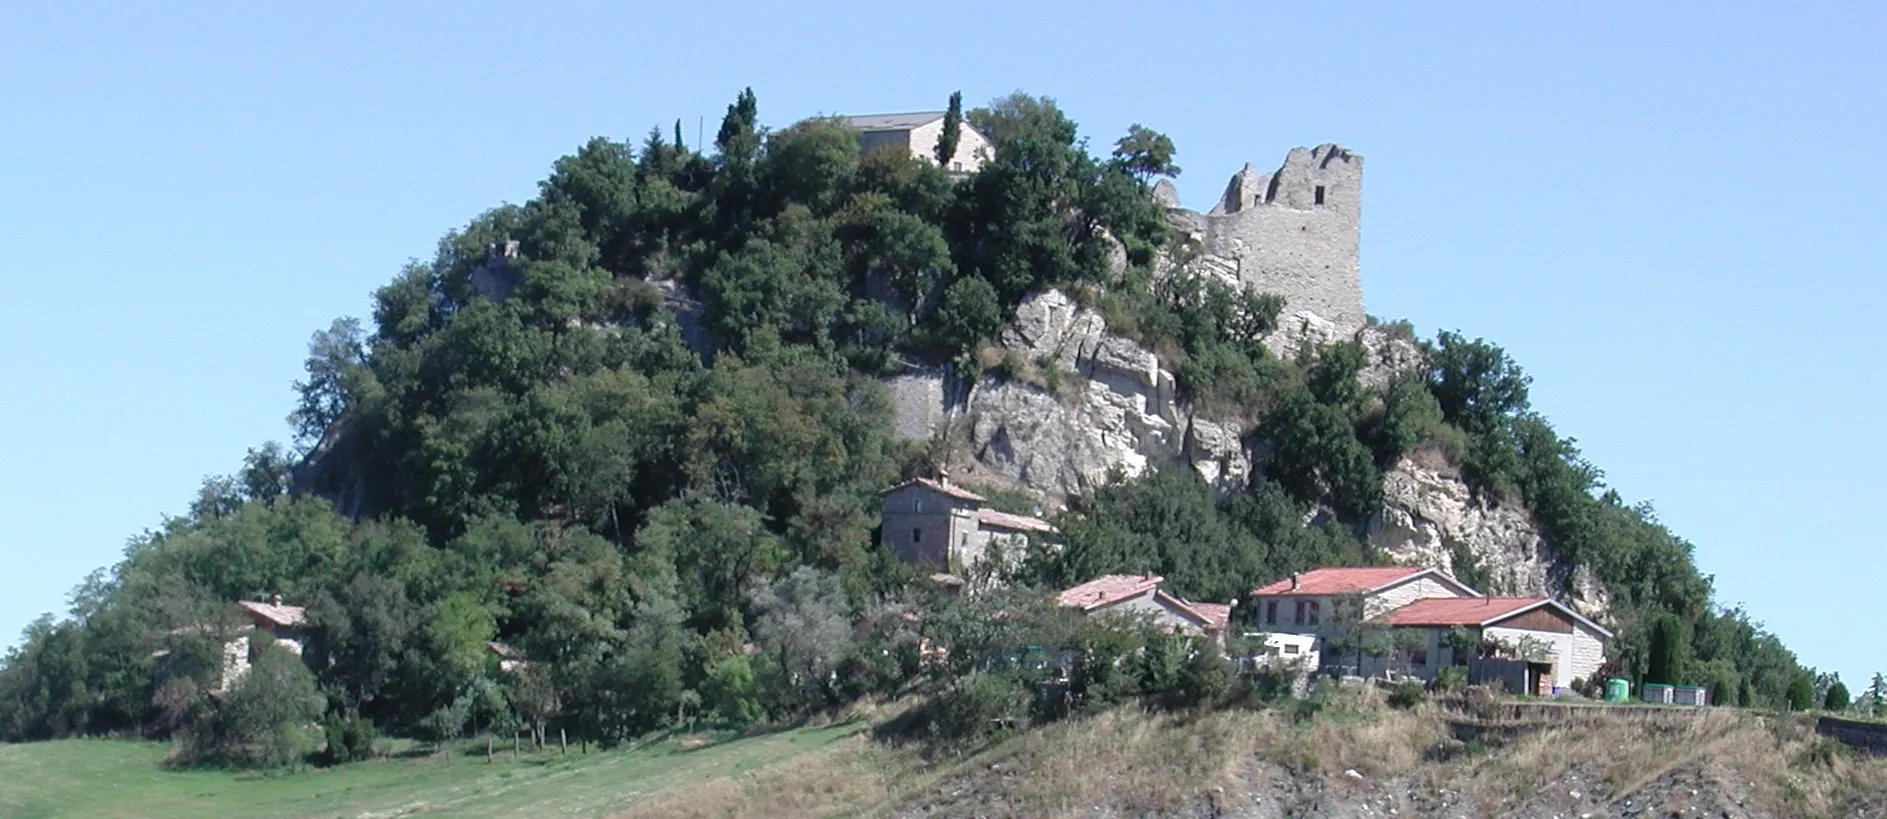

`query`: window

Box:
[1283,643,1301,655]
[1293,600,1305,624]
[912,527,923,544]
[1314,185,1326,205]
[1411,649,1428,668]
[1264,600,1278,625]
[1307,600,1321,626]
[951,161,962,172]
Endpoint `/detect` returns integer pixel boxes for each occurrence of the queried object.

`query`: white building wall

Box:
[1567,626,1607,685]
[1485,625,1607,690]
[1363,576,1474,619]
[903,120,989,173]
[1092,589,1203,636]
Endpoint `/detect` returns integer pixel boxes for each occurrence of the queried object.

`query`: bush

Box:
[1434,665,1468,693]
[1171,642,1233,709]
[175,643,325,769]
[322,715,377,764]
[1387,679,1428,709]
[925,672,1029,743]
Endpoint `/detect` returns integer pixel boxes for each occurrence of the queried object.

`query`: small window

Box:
[1283,643,1301,655]
[912,527,923,544]
[1411,649,1428,668]
[951,161,962,172]
[1264,600,1278,625]
[1314,185,1326,205]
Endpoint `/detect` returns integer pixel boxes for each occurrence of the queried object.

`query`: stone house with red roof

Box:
[1247,566,1610,693]
[1056,574,1232,647]
[1250,566,1481,633]
[880,475,1055,583]
[1384,596,1611,693]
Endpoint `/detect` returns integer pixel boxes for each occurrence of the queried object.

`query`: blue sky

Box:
[2,2,1881,683]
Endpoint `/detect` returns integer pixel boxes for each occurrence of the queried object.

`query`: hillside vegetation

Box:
[0,88,1835,772]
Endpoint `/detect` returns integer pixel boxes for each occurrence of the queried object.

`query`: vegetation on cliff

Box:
[0,89,1822,762]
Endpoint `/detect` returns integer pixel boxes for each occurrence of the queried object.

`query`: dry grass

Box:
[606,693,1887,819]
[606,734,916,819]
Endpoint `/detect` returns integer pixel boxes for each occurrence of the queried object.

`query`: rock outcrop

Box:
[893,288,1602,612]
[958,290,1249,497]
[1369,457,1610,614]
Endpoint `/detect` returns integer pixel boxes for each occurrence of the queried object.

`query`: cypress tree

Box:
[935,91,963,168]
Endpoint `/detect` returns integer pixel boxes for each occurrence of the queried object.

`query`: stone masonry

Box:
[1168,144,1367,336]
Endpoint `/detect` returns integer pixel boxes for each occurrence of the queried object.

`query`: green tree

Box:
[1788,671,1817,711]
[290,317,368,449]
[1111,124,1181,181]
[1646,612,1690,685]
[934,91,963,167]
[1825,679,1851,711]
[183,642,325,768]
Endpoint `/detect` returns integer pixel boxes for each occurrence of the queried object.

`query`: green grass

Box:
[0,723,864,819]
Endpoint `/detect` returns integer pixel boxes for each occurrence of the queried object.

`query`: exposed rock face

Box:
[957,290,1248,497]
[899,288,1602,612]
[1370,458,1610,616]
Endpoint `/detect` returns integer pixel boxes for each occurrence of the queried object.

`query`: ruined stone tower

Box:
[1167,144,1365,335]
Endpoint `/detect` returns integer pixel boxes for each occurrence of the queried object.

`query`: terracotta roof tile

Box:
[1382,597,1548,627]
[1057,574,1162,611]
[1252,567,1429,596]
[882,477,986,503]
[1184,601,1232,631]
[976,508,1056,534]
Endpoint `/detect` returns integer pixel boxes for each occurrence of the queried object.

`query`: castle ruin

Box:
[1163,144,1365,335]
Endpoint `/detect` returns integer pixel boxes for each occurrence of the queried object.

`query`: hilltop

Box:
[0,88,1831,796]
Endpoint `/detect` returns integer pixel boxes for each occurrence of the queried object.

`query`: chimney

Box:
[937,467,951,486]
[272,594,283,607]
[1290,573,1300,591]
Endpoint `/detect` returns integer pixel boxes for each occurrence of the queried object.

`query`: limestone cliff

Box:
[899,288,1603,611]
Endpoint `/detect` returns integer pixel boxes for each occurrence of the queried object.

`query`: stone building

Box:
[1247,566,1610,694]
[879,475,1053,579]
[840,112,990,174]
[1056,574,1232,647]
[1166,144,1367,336]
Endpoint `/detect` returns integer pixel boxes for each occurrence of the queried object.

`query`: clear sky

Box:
[2,2,1881,683]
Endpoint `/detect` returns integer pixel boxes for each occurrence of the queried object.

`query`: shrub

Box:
[174,643,324,769]
[925,672,1029,743]
[1435,665,1468,693]
[1387,679,1428,709]
[1171,642,1233,709]
[322,715,378,764]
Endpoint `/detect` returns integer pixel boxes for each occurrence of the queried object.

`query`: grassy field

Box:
[0,723,867,819]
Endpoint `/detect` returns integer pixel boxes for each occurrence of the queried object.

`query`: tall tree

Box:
[934,91,963,168]
[1111,124,1181,181]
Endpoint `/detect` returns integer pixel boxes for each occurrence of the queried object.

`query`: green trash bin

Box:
[1604,678,1630,703]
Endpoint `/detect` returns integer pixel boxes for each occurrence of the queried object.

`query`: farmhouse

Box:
[1383,596,1612,694]
[839,112,990,174]
[1247,566,1610,694]
[880,474,1053,581]
[1056,574,1231,646]
[1249,566,1481,631]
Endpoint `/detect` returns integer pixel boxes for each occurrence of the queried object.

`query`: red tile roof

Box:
[1058,574,1162,611]
[1382,597,1548,627]
[883,477,987,503]
[1183,601,1232,631]
[977,508,1056,534]
[1252,566,1429,596]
